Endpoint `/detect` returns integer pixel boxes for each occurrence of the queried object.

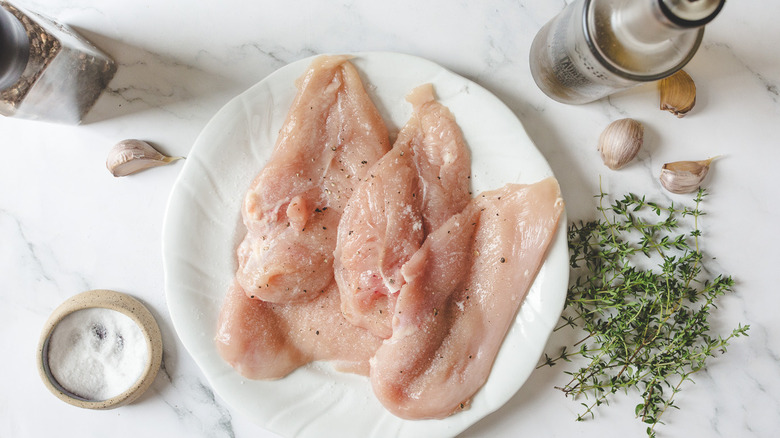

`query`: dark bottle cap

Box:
[660,0,726,27]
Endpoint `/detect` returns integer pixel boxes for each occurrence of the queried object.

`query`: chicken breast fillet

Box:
[370,178,564,419]
[334,84,471,338]
[216,280,383,379]
[216,55,389,380]
[236,55,391,304]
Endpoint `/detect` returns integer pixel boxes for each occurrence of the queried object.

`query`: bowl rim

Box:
[37,289,163,410]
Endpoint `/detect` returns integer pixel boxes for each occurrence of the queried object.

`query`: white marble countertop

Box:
[2,1,778,437]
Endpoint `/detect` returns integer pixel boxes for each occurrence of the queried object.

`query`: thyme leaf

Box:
[541,186,749,437]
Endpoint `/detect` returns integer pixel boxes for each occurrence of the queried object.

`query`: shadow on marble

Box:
[70,27,239,125]
[123,292,180,406]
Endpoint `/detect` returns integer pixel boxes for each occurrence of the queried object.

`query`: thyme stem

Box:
[542,187,748,437]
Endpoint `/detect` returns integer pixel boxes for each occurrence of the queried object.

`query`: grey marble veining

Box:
[2,1,779,437]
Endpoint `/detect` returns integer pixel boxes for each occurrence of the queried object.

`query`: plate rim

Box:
[162,51,569,438]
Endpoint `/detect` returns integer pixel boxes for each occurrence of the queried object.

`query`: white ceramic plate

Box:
[163,52,568,438]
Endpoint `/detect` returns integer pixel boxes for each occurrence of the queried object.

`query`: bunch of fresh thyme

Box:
[541,187,749,437]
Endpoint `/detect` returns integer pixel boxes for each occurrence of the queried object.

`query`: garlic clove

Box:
[659,70,696,118]
[106,139,182,177]
[659,157,715,194]
[598,118,644,170]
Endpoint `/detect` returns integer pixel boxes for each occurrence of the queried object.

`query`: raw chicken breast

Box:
[216,280,383,379]
[236,55,390,304]
[333,143,423,338]
[370,177,564,419]
[396,83,471,234]
[334,84,471,338]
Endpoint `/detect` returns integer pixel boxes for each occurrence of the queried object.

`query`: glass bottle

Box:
[1,1,116,124]
[529,0,725,104]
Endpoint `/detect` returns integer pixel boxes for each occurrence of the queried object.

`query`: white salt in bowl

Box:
[37,289,163,409]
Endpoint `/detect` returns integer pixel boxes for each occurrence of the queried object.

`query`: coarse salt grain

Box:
[47,307,148,401]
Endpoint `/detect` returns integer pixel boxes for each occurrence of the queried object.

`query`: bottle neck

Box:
[616,0,725,45]
[617,1,686,45]
[0,6,30,91]
[585,0,723,80]
[660,0,726,27]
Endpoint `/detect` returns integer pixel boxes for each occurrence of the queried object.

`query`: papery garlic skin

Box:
[659,70,696,118]
[659,158,715,194]
[107,139,181,177]
[598,118,643,170]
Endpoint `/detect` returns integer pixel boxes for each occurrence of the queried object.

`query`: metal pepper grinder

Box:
[529,0,726,104]
[0,1,117,124]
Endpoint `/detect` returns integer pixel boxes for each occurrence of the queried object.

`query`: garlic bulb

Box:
[659,158,715,194]
[659,70,696,118]
[598,118,644,170]
[106,140,182,177]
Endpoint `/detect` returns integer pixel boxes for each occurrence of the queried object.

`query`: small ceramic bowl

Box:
[37,289,163,409]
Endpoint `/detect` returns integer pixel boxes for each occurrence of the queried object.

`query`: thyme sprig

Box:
[541,187,748,437]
